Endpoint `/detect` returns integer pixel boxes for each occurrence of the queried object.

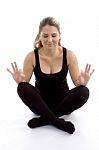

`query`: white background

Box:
[0,0,99,150]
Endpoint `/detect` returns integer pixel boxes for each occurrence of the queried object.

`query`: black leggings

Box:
[17,82,89,117]
[17,82,89,133]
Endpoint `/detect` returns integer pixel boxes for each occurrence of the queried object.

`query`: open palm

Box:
[78,64,94,85]
[7,62,25,84]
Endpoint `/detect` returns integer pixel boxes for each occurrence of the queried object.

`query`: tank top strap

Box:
[34,47,67,69]
[34,48,40,68]
[63,47,67,66]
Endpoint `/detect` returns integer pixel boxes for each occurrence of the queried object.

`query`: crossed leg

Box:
[17,82,89,134]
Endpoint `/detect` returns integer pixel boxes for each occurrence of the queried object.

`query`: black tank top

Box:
[34,47,69,94]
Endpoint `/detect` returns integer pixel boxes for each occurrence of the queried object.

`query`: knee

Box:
[17,82,29,95]
[79,85,90,100]
[17,82,39,96]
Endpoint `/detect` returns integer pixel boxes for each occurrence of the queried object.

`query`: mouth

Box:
[47,44,53,47]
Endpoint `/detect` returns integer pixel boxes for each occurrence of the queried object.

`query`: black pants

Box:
[17,82,89,117]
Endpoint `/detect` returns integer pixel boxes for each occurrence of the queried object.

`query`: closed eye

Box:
[42,33,57,38]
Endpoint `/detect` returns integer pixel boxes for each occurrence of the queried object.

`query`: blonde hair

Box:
[34,17,61,49]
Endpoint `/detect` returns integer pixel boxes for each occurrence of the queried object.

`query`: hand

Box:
[7,62,25,84]
[77,64,95,86]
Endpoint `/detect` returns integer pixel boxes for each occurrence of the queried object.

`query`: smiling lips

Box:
[47,43,53,47]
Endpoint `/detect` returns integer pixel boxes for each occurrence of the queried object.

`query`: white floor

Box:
[0,74,99,150]
[0,0,99,149]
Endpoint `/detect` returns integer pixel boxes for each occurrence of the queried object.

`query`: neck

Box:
[42,46,60,57]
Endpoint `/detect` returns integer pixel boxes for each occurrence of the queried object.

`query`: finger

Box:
[87,64,91,73]
[90,69,95,76]
[7,68,13,75]
[85,64,91,73]
[11,63,16,72]
[14,62,18,71]
[85,64,88,73]
[81,70,84,75]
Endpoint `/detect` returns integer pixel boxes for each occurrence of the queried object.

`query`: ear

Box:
[58,37,61,45]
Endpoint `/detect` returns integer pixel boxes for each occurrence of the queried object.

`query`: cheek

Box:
[40,38,46,44]
[53,38,60,43]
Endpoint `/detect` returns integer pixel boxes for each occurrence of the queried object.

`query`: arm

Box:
[67,50,94,86]
[7,51,35,84]
[22,51,35,82]
[67,50,80,86]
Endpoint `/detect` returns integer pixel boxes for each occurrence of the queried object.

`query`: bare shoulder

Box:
[67,49,77,59]
[25,51,34,59]
[67,49,77,65]
[24,50,35,67]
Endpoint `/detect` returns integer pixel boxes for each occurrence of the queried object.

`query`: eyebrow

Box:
[42,33,57,35]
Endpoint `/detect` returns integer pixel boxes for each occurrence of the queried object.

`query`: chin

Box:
[46,45,56,49]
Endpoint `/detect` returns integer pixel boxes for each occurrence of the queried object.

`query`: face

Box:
[39,25,61,50]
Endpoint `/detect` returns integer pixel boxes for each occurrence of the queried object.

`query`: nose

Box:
[47,36,52,42]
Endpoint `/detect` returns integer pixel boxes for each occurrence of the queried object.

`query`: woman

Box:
[7,17,94,134]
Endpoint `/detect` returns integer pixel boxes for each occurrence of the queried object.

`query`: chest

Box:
[39,55,63,74]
